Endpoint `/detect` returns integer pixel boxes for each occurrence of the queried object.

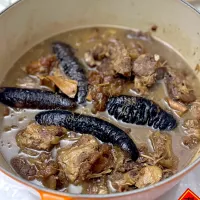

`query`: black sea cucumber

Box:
[0,87,76,109]
[35,110,139,161]
[106,95,177,131]
[52,42,88,104]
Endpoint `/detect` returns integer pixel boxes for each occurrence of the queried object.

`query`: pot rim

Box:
[0,0,200,198]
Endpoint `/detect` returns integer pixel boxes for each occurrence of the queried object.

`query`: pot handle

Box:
[39,190,72,200]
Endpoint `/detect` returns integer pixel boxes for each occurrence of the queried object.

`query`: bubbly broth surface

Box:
[0,27,200,192]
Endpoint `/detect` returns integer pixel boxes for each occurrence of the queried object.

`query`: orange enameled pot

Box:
[0,0,200,199]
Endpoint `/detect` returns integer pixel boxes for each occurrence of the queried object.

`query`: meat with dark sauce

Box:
[32,153,63,190]
[183,135,200,149]
[87,71,125,113]
[82,177,109,194]
[35,110,139,161]
[190,101,200,120]
[36,160,58,180]
[85,41,132,77]
[52,42,88,103]
[182,119,200,149]
[135,166,162,188]
[109,136,176,190]
[183,119,200,130]
[109,41,132,77]
[183,119,200,140]
[57,135,114,183]
[57,135,99,182]
[17,152,67,190]
[132,54,160,77]
[106,95,177,131]
[16,123,67,151]
[127,41,144,61]
[42,175,57,190]
[25,54,57,76]
[110,170,139,192]
[110,155,165,191]
[164,69,196,104]
[149,131,177,169]
[85,43,110,68]
[113,132,176,181]
[0,87,76,110]
[133,74,157,95]
[11,156,37,180]
[132,54,165,95]
[110,165,163,191]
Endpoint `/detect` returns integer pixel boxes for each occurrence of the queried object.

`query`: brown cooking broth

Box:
[0,27,199,193]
